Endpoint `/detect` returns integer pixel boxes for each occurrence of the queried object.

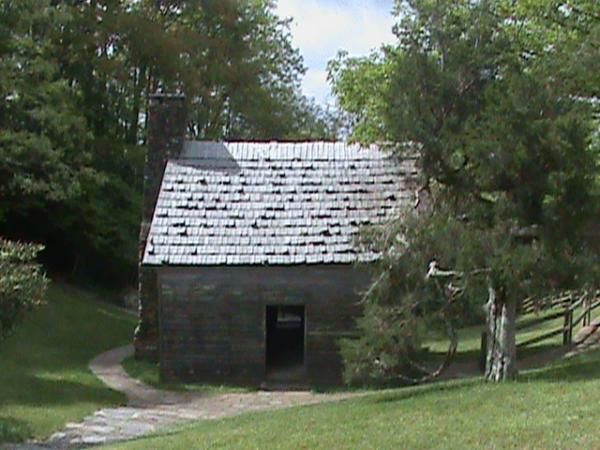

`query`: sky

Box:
[275,0,397,107]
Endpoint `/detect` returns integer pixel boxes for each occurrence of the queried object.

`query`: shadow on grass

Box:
[0,372,124,407]
[427,342,563,365]
[520,350,600,383]
[0,417,32,443]
[517,343,563,359]
[121,357,251,395]
[362,348,600,405]
[371,377,482,405]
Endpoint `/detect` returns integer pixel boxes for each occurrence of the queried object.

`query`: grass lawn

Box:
[0,283,136,443]
[106,349,600,450]
[121,357,249,394]
[427,307,574,363]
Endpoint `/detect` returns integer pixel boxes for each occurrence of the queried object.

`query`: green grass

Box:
[106,349,600,450]
[426,308,574,363]
[0,283,136,443]
[1,281,585,447]
[121,357,250,394]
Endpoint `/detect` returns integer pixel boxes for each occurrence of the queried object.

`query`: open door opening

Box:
[265,305,305,381]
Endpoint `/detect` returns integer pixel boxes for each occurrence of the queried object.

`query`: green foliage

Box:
[0,0,336,287]
[334,0,599,383]
[340,208,495,384]
[385,0,600,276]
[340,302,425,386]
[0,0,95,203]
[328,50,393,143]
[57,0,336,142]
[0,239,47,341]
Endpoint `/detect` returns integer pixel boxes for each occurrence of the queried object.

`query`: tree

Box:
[1,0,336,289]
[0,239,47,341]
[335,0,599,382]
[328,50,393,143]
[0,0,93,209]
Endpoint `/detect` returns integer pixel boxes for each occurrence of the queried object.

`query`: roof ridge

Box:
[179,141,407,161]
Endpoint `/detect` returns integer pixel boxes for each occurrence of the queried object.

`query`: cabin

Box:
[134,94,418,387]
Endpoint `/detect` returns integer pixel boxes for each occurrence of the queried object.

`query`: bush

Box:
[340,302,427,386]
[0,238,48,341]
[340,210,463,386]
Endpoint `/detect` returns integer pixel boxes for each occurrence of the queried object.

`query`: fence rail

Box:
[479,290,599,372]
[518,289,600,350]
[521,292,577,314]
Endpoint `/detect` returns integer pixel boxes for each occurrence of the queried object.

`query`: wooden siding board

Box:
[158,264,370,386]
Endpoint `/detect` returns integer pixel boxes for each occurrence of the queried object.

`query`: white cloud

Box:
[302,69,331,105]
[276,0,396,104]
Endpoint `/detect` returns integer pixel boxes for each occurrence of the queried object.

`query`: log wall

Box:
[157,265,371,386]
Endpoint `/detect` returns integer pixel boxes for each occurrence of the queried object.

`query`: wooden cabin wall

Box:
[157,265,371,386]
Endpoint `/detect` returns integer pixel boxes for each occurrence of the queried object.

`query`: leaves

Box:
[0,0,337,287]
[328,50,393,143]
[336,0,599,384]
[0,238,47,341]
[0,1,93,205]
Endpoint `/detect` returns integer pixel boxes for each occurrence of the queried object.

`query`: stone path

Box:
[7,324,597,450]
[2,345,356,450]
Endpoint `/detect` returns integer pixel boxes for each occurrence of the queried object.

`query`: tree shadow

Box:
[371,377,482,404]
[0,416,32,443]
[427,342,563,364]
[520,350,600,383]
[0,372,125,407]
[365,349,600,405]
[518,343,563,359]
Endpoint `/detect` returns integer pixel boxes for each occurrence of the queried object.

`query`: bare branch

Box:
[426,260,463,279]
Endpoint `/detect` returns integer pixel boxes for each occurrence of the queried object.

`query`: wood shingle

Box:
[142,141,418,266]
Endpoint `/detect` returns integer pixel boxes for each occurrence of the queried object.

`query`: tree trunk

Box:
[130,64,147,145]
[484,285,517,381]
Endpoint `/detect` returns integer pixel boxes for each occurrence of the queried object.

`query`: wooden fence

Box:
[518,289,600,348]
[479,290,600,371]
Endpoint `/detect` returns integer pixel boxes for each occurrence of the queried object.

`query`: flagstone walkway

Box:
[7,322,599,450]
[2,345,356,449]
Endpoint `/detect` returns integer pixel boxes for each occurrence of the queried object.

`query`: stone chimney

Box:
[134,93,186,361]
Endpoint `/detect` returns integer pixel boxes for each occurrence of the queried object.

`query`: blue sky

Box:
[275,0,397,106]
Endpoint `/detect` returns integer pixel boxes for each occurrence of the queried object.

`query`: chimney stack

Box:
[135,93,186,361]
[143,93,187,221]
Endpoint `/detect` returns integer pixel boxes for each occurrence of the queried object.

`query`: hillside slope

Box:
[107,350,600,450]
[0,283,136,443]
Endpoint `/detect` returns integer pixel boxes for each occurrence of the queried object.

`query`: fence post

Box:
[585,294,591,327]
[568,308,574,345]
[563,308,571,346]
[479,331,487,374]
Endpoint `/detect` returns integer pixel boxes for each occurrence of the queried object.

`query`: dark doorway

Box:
[265,305,305,380]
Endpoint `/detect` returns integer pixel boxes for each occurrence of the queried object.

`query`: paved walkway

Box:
[3,346,356,449]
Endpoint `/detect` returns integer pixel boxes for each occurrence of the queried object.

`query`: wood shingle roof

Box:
[142,141,418,266]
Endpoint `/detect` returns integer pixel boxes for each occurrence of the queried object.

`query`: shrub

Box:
[0,238,48,341]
